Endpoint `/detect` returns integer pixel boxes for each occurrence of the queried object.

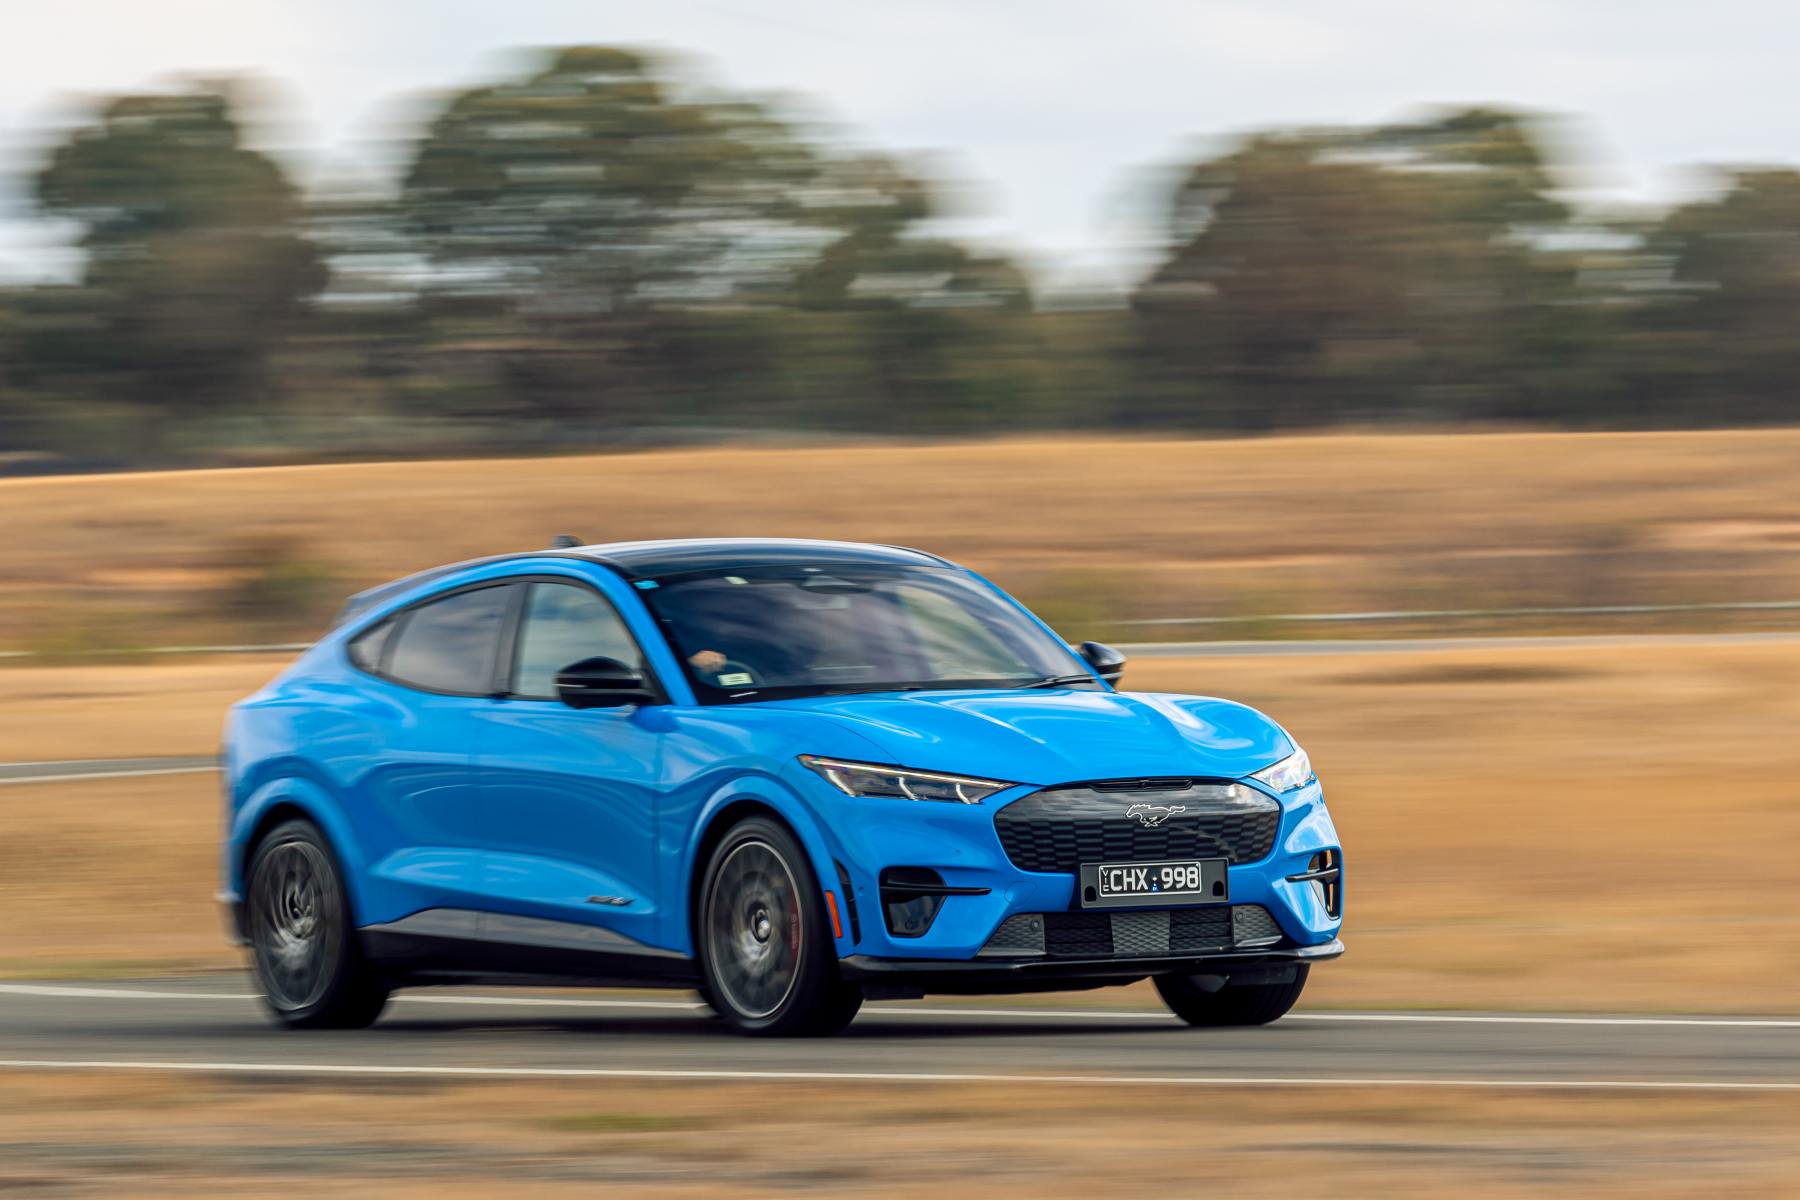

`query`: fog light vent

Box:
[877,867,996,939]
[1286,849,1342,918]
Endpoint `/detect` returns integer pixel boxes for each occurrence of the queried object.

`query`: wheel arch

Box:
[681,777,843,959]
[230,774,370,926]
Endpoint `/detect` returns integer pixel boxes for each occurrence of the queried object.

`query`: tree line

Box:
[1,46,1796,467]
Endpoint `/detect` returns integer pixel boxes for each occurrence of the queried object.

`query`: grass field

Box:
[9,428,1800,648]
[2,1071,1797,1197]
[5,639,1798,1012]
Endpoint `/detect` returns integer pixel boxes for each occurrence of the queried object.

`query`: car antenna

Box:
[550,534,584,549]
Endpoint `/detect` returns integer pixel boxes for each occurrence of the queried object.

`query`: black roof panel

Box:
[578,537,948,579]
[333,539,950,629]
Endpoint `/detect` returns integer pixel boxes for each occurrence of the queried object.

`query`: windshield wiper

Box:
[1015,673,1097,689]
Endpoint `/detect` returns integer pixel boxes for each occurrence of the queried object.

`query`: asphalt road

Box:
[2,977,1796,1092]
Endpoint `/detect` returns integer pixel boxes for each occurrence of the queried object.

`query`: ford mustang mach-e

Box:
[222,539,1342,1035]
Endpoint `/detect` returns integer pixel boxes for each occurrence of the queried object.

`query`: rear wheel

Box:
[1154,964,1309,1027]
[246,818,389,1030]
[697,817,862,1037]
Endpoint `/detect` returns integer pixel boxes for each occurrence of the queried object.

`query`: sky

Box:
[2,0,1796,289]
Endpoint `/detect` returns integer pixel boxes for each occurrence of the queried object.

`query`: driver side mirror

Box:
[1076,641,1127,684]
[555,656,658,709]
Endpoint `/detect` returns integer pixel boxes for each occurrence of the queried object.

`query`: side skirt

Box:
[359,908,700,989]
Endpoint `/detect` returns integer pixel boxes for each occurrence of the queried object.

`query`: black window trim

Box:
[342,578,523,699]
[498,574,668,705]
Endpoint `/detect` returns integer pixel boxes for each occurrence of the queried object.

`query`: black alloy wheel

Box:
[697,816,862,1037]
[245,818,389,1029]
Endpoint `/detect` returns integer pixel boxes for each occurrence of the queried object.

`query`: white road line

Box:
[1290,1012,1800,1029]
[0,984,260,1001]
[5,983,1800,1028]
[0,1058,1795,1092]
[0,766,219,786]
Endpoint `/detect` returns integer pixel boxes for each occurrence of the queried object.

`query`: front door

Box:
[474,577,668,956]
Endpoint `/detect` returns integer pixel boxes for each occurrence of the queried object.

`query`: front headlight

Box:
[799,755,1014,804]
[1250,746,1315,793]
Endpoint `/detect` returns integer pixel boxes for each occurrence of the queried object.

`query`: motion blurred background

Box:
[2,1,1798,471]
[3,3,1800,1196]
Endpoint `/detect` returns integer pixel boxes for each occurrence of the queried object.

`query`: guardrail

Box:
[0,643,309,661]
[1114,599,1800,628]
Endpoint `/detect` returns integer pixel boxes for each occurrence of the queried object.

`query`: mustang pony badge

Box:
[1126,803,1187,827]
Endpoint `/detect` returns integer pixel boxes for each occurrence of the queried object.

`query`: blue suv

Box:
[223,538,1342,1036]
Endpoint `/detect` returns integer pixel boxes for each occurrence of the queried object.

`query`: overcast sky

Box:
[3,0,1796,288]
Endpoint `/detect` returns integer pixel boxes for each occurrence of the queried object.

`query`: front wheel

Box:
[245,818,389,1029]
[696,817,862,1037]
[1155,964,1309,1027]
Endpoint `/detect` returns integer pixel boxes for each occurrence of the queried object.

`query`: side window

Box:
[347,618,395,673]
[511,582,646,700]
[384,584,516,695]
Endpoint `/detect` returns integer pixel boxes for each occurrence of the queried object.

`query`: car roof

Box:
[575,537,947,579]
[333,538,949,628]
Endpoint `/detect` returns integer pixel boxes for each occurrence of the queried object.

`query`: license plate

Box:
[1079,858,1228,909]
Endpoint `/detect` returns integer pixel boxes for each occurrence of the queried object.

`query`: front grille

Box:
[1171,906,1235,952]
[1110,911,1166,956]
[1044,911,1112,957]
[994,782,1280,874]
[979,904,1280,959]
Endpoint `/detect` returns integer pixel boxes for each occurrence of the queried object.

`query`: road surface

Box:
[2,977,1796,1092]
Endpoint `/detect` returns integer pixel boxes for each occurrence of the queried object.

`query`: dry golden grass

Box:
[0,656,274,761]
[5,639,1800,1012]
[1129,643,1800,1013]
[1,1071,1797,1197]
[0,773,225,978]
[9,428,1800,646]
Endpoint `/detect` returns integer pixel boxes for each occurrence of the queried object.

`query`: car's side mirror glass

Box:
[554,656,657,709]
[1076,641,1127,684]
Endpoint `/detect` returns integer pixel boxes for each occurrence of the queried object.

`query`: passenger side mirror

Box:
[1076,641,1127,684]
[555,656,657,709]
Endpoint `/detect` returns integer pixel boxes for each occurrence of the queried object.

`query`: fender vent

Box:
[833,860,861,945]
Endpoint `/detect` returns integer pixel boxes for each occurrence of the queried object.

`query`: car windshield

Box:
[640,564,1096,703]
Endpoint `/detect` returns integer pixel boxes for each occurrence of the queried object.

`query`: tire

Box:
[696,816,862,1037]
[1154,964,1310,1027]
[245,818,389,1030]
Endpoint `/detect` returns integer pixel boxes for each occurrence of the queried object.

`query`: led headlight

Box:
[799,756,1013,804]
[1250,746,1315,793]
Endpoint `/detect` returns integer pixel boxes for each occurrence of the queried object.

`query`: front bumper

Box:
[812,773,1343,964]
[841,939,1344,991]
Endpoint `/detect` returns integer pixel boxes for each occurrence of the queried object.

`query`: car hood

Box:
[767,688,1293,786]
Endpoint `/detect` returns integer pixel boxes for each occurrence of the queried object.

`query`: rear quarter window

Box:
[347,618,395,673]
[380,584,517,695]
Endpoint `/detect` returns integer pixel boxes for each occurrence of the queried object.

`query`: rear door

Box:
[341,581,521,921]
[472,576,670,955]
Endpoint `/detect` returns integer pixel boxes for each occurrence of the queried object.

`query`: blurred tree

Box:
[1636,170,1800,422]
[401,48,823,313]
[26,87,325,452]
[399,48,1035,430]
[1132,109,1582,428]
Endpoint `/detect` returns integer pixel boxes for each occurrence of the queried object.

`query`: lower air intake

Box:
[977,905,1285,959]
